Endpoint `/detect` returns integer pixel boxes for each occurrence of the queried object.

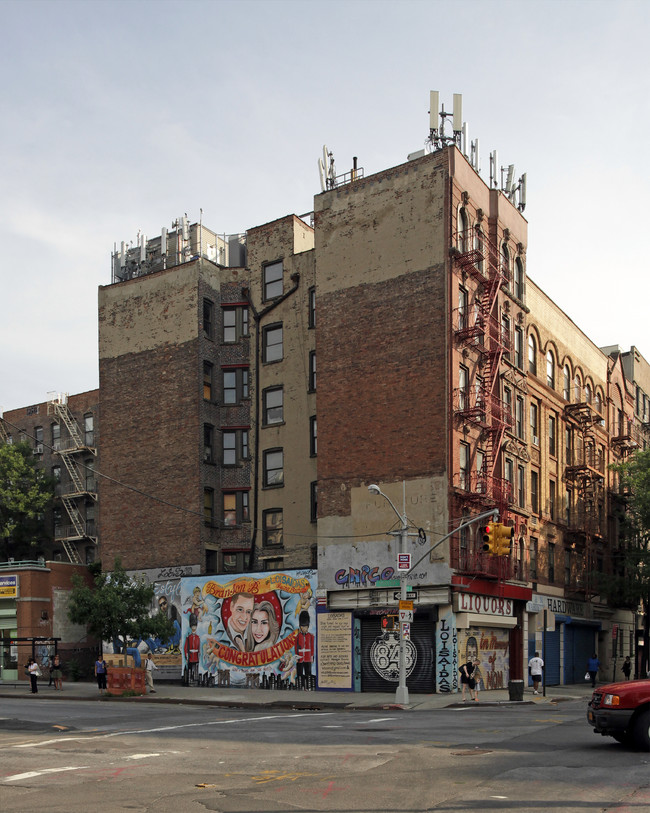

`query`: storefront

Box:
[318,537,452,693]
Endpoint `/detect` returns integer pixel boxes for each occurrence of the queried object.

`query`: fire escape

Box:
[564,399,606,597]
[47,395,97,564]
[451,228,517,579]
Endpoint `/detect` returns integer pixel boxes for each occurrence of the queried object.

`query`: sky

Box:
[2,0,649,413]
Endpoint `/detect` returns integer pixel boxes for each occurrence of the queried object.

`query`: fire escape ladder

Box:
[453,231,510,508]
[59,454,85,495]
[48,399,85,449]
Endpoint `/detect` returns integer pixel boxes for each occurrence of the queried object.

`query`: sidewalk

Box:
[0,679,594,711]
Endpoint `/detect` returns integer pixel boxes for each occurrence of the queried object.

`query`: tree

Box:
[68,558,175,666]
[0,441,54,560]
[604,450,650,678]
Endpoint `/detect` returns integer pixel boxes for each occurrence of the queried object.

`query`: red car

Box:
[587,679,650,750]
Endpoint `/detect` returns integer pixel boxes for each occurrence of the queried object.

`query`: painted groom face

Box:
[230,594,254,634]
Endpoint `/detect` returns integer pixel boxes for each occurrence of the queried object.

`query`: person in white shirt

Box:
[528,651,544,694]
[145,653,158,693]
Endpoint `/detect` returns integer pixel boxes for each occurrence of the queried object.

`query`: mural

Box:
[458,627,510,691]
[436,609,458,693]
[180,569,317,687]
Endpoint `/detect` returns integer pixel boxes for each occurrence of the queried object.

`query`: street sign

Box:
[399,609,413,623]
[399,600,414,611]
[393,589,419,601]
[397,553,411,571]
[376,579,401,588]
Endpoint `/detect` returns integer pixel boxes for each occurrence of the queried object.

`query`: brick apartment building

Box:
[2,107,649,691]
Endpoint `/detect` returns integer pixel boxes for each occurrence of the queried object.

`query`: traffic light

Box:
[479,524,497,554]
[494,522,514,556]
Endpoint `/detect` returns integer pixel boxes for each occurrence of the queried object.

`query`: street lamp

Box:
[368,483,409,705]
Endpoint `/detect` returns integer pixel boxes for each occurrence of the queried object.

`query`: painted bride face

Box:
[251,609,270,643]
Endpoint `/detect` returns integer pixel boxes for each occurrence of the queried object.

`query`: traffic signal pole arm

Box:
[408,508,499,573]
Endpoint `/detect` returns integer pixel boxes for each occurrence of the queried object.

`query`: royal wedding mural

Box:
[180,569,318,687]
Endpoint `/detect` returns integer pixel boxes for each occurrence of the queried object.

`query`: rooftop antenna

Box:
[427,91,464,152]
[318,145,336,191]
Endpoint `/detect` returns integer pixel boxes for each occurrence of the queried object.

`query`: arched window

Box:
[501,243,510,284]
[546,350,555,389]
[563,365,571,401]
[474,226,484,272]
[457,206,468,252]
[514,257,524,300]
[574,374,582,402]
[528,334,537,375]
[595,391,602,414]
[585,383,592,404]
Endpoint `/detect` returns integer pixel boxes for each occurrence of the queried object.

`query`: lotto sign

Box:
[397,553,411,572]
[402,623,411,640]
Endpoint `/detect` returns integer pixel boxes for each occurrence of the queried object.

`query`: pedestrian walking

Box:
[94,654,108,695]
[622,655,632,680]
[50,653,63,690]
[460,658,480,702]
[145,653,158,693]
[528,651,544,694]
[587,653,600,688]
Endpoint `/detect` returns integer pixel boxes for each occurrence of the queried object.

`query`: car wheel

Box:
[632,709,650,751]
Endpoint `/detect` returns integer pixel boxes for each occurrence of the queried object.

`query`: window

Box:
[530,538,538,580]
[223,490,250,526]
[565,426,572,465]
[85,459,95,492]
[563,365,571,401]
[548,413,556,456]
[310,416,317,456]
[53,507,62,536]
[52,465,61,496]
[504,386,512,423]
[514,257,524,300]
[531,470,539,514]
[223,552,245,572]
[530,401,539,445]
[501,314,511,360]
[263,261,283,300]
[474,226,484,272]
[458,286,468,330]
[517,465,525,508]
[263,387,283,425]
[564,549,571,585]
[585,383,592,404]
[548,543,555,582]
[203,361,213,401]
[501,242,510,282]
[263,509,283,546]
[476,449,486,493]
[51,423,60,451]
[223,366,249,404]
[459,365,468,409]
[457,206,468,251]
[264,558,283,571]
[504,458,514,500]
[222,429,248,465]
[34,426,43,455]
[528,334,537,375]
[203,488,214,524]
[204,424,214,463]
[85,500,95,535]
[222,305,249,342]
[310,481,318,522]
[516,395,524,439]
[308,351,316,391]
[514,327,523,369]
[263,449,284,487]
[549,479,556,520]
[203,298,214,338]
[459,442,470,490]
[574,374,582,402]
[308,286,316,328]
[84,414,94,447]
[263,324,283,363]
[566,487,573,525]
[546,350,555,388]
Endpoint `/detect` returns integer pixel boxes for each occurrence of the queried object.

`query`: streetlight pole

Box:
[368,482,410,705]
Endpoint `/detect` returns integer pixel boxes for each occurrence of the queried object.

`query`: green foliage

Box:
[67,558,175,665]
[0,441,54,559]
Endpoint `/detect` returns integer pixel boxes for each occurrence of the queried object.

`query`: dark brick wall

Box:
[317,266,448,518]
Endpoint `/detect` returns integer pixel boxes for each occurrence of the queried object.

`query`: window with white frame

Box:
[528,334,537,375]
[263,324,283,363]
[263,261,283,300]
[263,387,283,425]
[223,367,249,404]
[546,350,555,389]
[263,449,284,487]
